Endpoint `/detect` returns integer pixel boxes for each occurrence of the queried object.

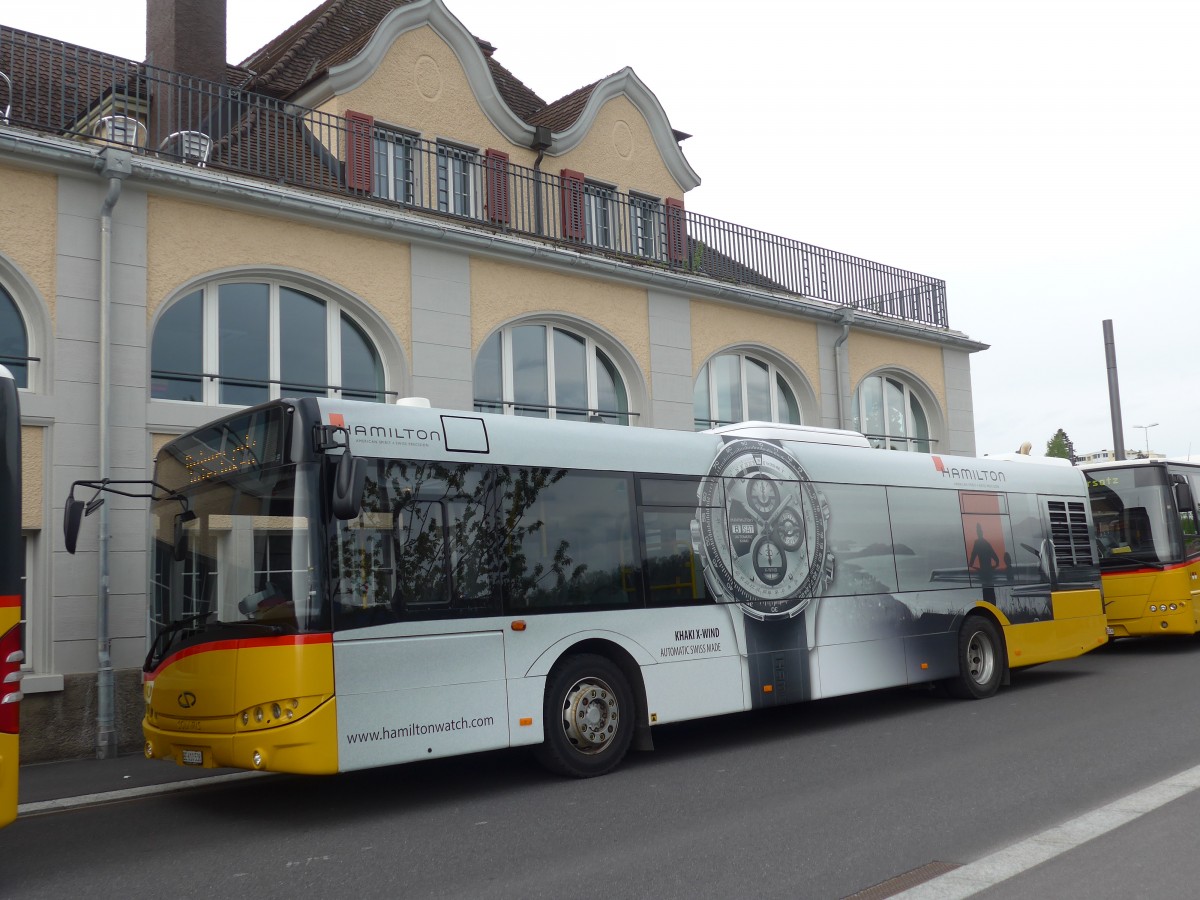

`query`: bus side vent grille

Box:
[1048,500,1094,567]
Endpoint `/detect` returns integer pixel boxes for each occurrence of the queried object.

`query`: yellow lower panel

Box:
[144,696,339,775]
[0,732,16,828]
[1006,589,1108,669]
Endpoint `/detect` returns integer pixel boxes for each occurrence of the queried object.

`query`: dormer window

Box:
[374,126,420,204]
[583,180,616,249]
[437,141,479,217]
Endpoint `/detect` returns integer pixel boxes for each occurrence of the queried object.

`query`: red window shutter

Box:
[665,197,686,264]
[560,169,586,241]
[485,149,510,224]
[345,110,375,193]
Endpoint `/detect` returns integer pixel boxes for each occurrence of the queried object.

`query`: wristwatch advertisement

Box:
[693,437,833,706]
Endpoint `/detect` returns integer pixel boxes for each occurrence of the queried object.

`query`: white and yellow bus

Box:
[69,398,1108,778]
[1082,458,1200,638]
[0,366,25,826]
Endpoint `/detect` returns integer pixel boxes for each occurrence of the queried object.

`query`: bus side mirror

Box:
[64,498,85,555]
[173,510,197,562]
[1175,480,1194,513]
[331,452,367,520]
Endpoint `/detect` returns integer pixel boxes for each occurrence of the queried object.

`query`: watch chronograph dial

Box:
[695,439,831,620]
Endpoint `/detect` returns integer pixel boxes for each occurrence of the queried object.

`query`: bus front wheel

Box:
[947,615,1004,700]
[535,654,634,778]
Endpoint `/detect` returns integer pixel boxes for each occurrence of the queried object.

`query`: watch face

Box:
[696,438,831,619]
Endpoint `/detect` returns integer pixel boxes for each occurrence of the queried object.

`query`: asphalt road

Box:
[6,636,1200,899]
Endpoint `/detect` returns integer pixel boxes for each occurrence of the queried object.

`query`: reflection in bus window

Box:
[500,468,638,611]
[1087,466,1182,564]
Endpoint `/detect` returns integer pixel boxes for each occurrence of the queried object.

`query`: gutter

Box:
[833,307,855,429]
[0,131,987,353]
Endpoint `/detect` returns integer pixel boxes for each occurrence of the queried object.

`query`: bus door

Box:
[333,459,509,771]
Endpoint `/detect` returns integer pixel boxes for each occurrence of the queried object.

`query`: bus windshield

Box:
[149,408,325,665]
[1086,465,1182,567]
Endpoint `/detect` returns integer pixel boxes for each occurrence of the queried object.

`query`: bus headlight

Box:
[236,697,311,731]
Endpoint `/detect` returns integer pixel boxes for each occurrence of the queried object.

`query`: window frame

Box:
[852,373,932,453]
[694,352,802,431]
[373,125,421,205]
[0,281,32,391]
[436,140,479,218]
[475,322,632,425]
[629,192,661,259]
[583,179,616,249]
[151,279,387,406]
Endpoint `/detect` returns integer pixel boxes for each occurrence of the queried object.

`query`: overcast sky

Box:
[6,0,1197,458]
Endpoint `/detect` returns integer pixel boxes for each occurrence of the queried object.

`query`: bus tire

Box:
[534,654,634,778]
[946,615,1004,700]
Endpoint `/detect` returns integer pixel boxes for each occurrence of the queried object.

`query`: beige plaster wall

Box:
[470,258,650,378]
[0,164,56,326]
[150,433,176,459]
[145,196,412,349]
[552,95,683,200]
[21,424,43,530]
[335,26,538,167]
[848,330,946,406]
[691,300,821,383]
[330,28,681,199]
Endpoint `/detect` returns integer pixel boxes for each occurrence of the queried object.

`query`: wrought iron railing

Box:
[0,26,948,328]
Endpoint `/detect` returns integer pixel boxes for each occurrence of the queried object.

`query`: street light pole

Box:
[1133,423,1158,458]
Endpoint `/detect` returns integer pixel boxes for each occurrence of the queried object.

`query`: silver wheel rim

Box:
[560,676,620,756]
[966,629,996,685]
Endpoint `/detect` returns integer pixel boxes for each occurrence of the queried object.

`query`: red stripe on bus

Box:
[144,632,332,680]
[0,595,19,609]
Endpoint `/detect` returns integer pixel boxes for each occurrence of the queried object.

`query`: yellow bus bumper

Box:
[144,696,339,775]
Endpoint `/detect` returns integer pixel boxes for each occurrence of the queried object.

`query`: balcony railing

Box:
[0,26,948,328]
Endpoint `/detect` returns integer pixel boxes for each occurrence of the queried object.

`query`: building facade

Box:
[0,0,985,760]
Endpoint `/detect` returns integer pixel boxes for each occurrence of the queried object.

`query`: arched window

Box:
[151,280,385,405]
[693,352,801,431]
[0,284,29,388]
[474,323,630,425]
[852,373,931,452]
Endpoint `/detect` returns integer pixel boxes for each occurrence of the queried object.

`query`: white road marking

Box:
[894,762,1200,899]
[17,771,268,814]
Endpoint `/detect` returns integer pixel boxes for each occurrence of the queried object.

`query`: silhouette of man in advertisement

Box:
[968,522,1001,603]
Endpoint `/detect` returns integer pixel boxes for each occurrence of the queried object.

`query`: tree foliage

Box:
[1045,429,1075,461]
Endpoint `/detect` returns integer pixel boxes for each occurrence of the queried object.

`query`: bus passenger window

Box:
[499,468,639,611]
[641,509,706,606]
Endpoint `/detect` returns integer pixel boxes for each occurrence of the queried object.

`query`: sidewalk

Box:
[17,754,265,814]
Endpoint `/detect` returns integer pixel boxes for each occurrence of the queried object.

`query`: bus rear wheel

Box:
[535,654,634,778]
[946,615,1004,699]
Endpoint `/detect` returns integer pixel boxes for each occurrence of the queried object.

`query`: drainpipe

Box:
[530,126,551,236]
[95,148,131,759]
[833,307,855,429]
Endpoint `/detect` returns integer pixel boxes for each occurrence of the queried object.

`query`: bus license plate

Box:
[181,749,204,766]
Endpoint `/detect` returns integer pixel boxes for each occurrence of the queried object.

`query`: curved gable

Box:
[298,0,699,191]
[549,68,698,191]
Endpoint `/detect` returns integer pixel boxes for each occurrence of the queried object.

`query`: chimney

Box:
[145,0,227,149]
[146,0,227,83]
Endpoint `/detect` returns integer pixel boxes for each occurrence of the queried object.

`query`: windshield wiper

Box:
[144,611,213,671]
[143,613,288,671]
